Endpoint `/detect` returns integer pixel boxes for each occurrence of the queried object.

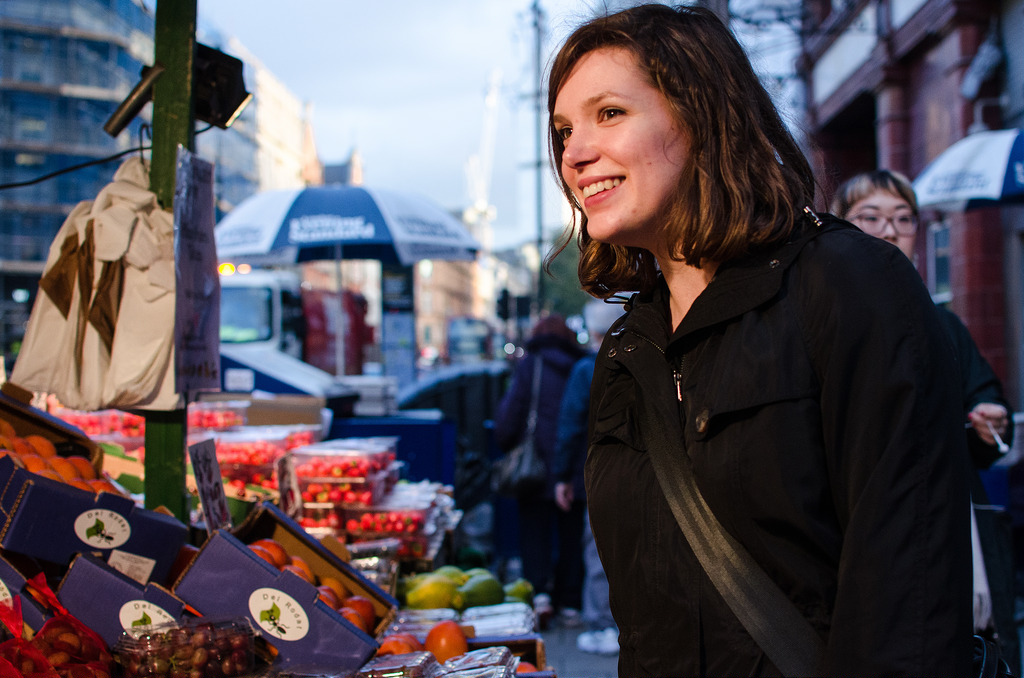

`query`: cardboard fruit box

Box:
[0,455,189,585]
[232,501,399,636]
[0,382,100,472]
[57,552,189,650]
[0,551,53,632]
[172,529,377,673]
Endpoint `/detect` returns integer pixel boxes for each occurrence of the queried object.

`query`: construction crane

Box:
[463,68,502,253]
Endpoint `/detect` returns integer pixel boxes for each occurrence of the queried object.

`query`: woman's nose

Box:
[561,131,597,169]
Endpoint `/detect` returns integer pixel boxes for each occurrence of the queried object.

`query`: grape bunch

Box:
[115,620,255,678]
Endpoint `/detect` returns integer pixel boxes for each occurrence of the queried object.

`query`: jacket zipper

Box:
[674,353,687,402]
[621,326,684,402]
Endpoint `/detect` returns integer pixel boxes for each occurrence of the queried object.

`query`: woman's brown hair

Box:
[546,4,816,297]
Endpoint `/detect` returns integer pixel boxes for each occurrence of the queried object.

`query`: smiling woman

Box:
[545,5,974,677]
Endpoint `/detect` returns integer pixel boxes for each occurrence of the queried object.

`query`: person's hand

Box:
[968,403,1009,447]
[555,482,573,511]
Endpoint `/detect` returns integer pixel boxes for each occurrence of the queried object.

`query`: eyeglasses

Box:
[848,212,918,236]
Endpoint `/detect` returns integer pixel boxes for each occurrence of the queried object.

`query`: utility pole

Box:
[531,0,546,317]
[144,0,196,521]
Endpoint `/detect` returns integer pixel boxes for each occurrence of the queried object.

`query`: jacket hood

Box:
[525,333,585,372]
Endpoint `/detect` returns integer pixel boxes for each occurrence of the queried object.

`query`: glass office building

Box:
[0,0,262,371]
[0,0,154,367]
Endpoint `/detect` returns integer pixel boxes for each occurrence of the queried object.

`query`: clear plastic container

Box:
[60,408,146,439]
[355,650,442,678]
[204,427,294,488]
[349,532,430,560]
[443,646,515,672]
[459,603,535,636]
[385,608,460,640]
[341,497,435,538]
[114,617,257,678]
[188,400,250,430]
[292,437,398,478]
[298,470,388,508]
[439,666,513,678]
[346,538,403,559]
[350,555,400,595]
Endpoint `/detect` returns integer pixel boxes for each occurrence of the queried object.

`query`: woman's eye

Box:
[557,126,572,141]
[600,108,624,121]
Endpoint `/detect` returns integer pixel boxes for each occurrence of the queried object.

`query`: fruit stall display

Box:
[289,438,460,565]
[0,386,554,676]
[51,401,252,452]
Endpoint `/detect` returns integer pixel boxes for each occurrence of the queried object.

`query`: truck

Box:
[219,267,307,361]
[216,266,377,405]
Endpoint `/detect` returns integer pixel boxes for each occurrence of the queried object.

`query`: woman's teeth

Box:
[583,178,621,198]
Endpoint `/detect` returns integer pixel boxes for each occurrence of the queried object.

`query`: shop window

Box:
[927,218,952,303]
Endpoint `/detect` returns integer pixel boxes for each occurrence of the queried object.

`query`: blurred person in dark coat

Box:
[553,299,625,654]
[494,313,586,624]
[832,169,1018,673]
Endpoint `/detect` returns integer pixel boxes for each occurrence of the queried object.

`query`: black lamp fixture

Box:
[103,43,252,137]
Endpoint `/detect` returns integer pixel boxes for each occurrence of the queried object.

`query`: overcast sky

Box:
[196,1,800,250]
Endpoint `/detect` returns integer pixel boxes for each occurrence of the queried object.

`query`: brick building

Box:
[799,0,1024,404]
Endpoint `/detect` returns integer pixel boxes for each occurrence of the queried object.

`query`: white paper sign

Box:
[188,437,232,533]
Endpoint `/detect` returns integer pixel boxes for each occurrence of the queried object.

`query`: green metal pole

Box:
[143,0,196,521]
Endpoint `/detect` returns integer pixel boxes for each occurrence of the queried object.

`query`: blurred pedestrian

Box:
[553,299,625,654]
[493,313,586,626]
[547,4,972,675]
[832,168,1018,673]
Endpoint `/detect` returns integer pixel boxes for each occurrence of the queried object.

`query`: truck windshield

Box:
[220,286,273,343]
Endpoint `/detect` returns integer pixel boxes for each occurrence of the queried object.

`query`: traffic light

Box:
[496,288,511,321]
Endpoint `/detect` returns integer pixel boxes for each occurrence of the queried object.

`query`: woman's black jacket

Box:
[585,218,973,677]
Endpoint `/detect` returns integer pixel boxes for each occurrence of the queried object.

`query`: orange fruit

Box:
[389,632,424,652]
[338,606,370,633]
[66,455,97,480]
[424,620,468,663]
[375,635,418,656]
[516,660,538,673]
[48,457,82,482]
[19,454,50,474]
[341,595,376,631]
[25,435,57,458]
[0,419,15,438]
[319,575,351,601]
[281,563,315,585]
[0,435,13,452]
[67,478,96,493]
[316,585,341,610]
[251,538,290,568]
[288,555,315,583]
[250,545,280,569]
[11,437,35,458]
[35,469,63,482]
[89,478,122,495]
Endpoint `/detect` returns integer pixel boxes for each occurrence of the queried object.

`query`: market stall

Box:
[0,381,556,676]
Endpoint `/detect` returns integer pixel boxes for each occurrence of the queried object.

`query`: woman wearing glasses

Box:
[832,169,1018,673]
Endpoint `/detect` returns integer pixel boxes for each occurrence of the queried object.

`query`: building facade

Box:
[799,0,1024,403]
[0,0,155,368]
[0,0,318,374]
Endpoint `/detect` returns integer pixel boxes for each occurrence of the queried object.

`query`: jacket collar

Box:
[617,213,850,347]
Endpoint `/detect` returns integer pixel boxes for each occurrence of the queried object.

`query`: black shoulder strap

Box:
[639,391,826,676]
